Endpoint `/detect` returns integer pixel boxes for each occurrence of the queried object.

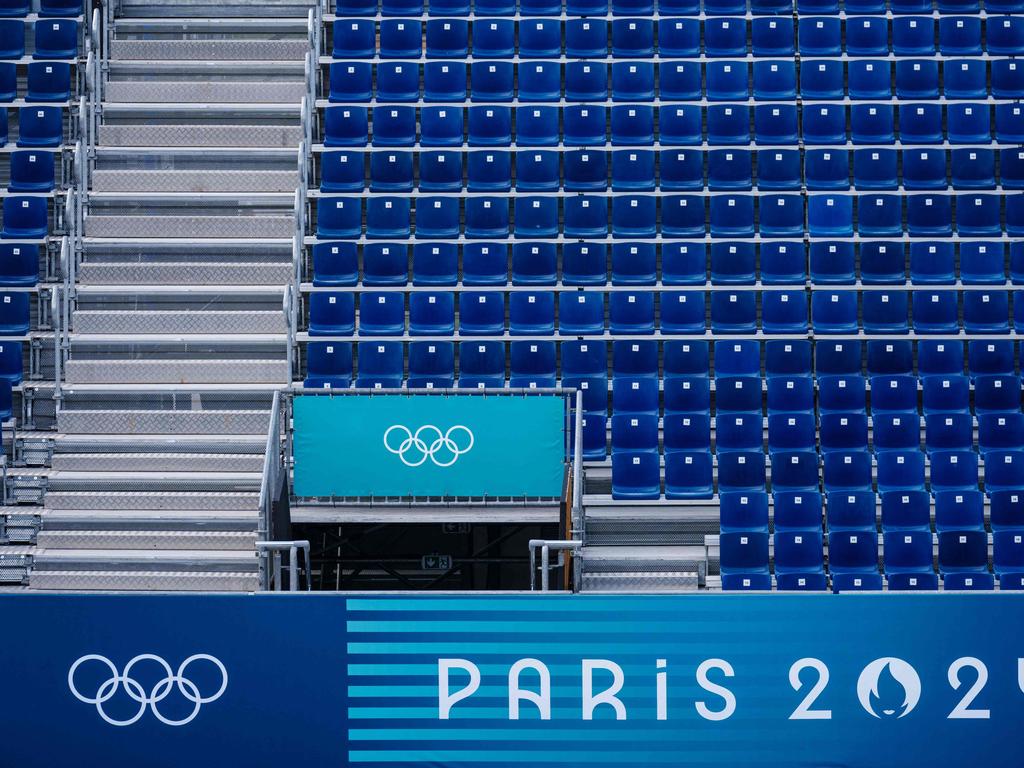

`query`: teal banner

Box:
[293,394,567,497]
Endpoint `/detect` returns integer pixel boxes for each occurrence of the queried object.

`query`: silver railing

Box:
[258,391,286,589]
[529,539,582,592]
[257,540,312,591]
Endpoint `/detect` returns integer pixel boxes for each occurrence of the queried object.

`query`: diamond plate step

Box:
[580,545,706,573]
[45,471,262,492]
[73,310,286,334]
[85,214,294,239]
[29,570,259,591]
[65,359,289,384]
[99,124,304,147]
[581,571,700,592]
[39,508,259,530]
[105,80,306,104]
[44,491,260,511]
[78,262,293,285]
[92,170,300,193]
[52,453,266,471]
[58,409,270,435]
[35,530,257,550]
[110,39,309,60]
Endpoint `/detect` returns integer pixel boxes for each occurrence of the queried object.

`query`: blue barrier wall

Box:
[2,593,1023,768]
[293,393,567,497]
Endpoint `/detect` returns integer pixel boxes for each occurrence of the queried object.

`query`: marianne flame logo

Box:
[857,658,922,719]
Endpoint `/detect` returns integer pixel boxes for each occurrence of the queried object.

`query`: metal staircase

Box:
[27,0,314,591]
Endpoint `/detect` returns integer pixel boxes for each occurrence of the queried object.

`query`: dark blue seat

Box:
[510,340,555,389]
[768,413,815,455]
[800,60,843,101]
[562,243,606,286]
[752,18,794,56]
[994,530,1024,589]
[822,451,872,492]
[611,452,661,500]
[378,19,421,57]
[425,18,467,58]
[467,105,511,145]
[610,105,654,146]
[459,291,504,336]
[565,62,607,102]
[308,292,355,337]
[0,243,37,286]
[828,530,881,591]
[457,341,504,389]
[509,291,554,336]
[798,17,841,56]
[0,19,24,59]
[612,150,656,192]
[0,0,28,16]
[851,105,894,145]
[0,339,21,384]
[407,342,454,389]
[614,376,659,415]
[25,61,69,101]
[408,292,455,336]
[304,342,353,389]
[775,530,827,591]
[659,19,700,57]
[945,59,987,99]
[565,19,607,58]
[564,105,607,146]
[511,242,556,285]
[9,149,54,192]
[986,451,1024,494]
[562,341,608,412]
[1,196,46,239]
[993,61,1024,100]
[871,375,917,414]
[39,0,82,14]
[324,107,368,147]
[333,19,375,57]
[420,107,463,147]
[988,16,1024,56]
[934,490,985,534]
[884,530,939,591]
[753,60,796,100]
[659,106,702,146]
[968,340,1015,379]
[881,490,931,532]
[921,374,968,416]
[0,290,26,334]
[867,341,913,376]
[612,412,659,454]
[720,531,771,590]
[930,450,980,493]
[611,62,655,101]
[329,62,371,102]
[563,150,607,192]
[767,375,814,414]
[893,16,935,56]
[939,530,992,589]
[720,492,769,533]
[979,413,1024,455]
[926,413,973,454]
[358,292,404,336]
[611,242,656,284]
[718,450,768,494]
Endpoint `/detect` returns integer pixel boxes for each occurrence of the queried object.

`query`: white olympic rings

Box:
[68,653,228,727]
[383,424,475,467]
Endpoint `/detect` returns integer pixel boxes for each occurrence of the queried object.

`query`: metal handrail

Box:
[257,392,284,589]
[529,539,581,592]
[257,540,311,591]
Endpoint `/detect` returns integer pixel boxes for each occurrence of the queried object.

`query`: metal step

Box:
[35,530,257,550]
[28,570,259,591]
[51,453,266,472]
[57,411,268,436]
[85,214,294,239]
[45,471,262,492]
[98,124,304,148]
[44,491,260,511]
[580,545,707,574]
[31,547,258,569]
[78,262,293,285]
[39,507,258,528]
[104,80,307,104]
[73,310,286,334]
[109,39,310,60]
[581,571,700,592]
[92,169,300,193]
[65,359,289,385]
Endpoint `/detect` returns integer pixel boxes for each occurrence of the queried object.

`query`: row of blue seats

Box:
[315,193,1024,238]
[310,240,1024,287]
[302,337,1024,384]
[305,288,1024,336]
[327,58,1024,102]
[720,527,1022,591]
[331,0,1023,17]
[0,60,69,102]
[332,16,1024,60]
[609,444,1024,494]
[0,18,78,59]
[1,105,63,147]
[0,0,79,16]
[320,148,1024,193]
[724,489,1024,532]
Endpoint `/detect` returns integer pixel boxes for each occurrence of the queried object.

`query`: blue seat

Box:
[370,150,414,193]
[407,342,454,389]
[798,17,841,56]
[819,375,867,414]
[922,375,969,415]
[943,59,986,100]
[611,452,660,500]
[564,195,607,239]
[752,18,794,56]
[0,0,28,16]
[507,291,553,336]
[456,341,504,390]
[425,19,467,58]
[470,62,513,102]
[758,152,803,192]
[612,340,657,380]
[893,16,935,56]
[408,292,455,336]
[718,450,768,494]
[828,530,881,589]
[563,243,606,286]
[991,490,1024,530]
[805,150,848,191]
[663,450,712,500]
[658,149,702,192]
[510,242,556,286]
[909,241,954,284]
[0,19,23,59]
[610,106,654,146]
[358,292,404,336]
[333,19,375,57]
[704,18,746,58]
[807,195,853,238]
[8,149,54,193]
[884,530,939,591]
[611,412,659,454]
[809,241,854,284]
[422,62,466,102]
[611,62,654,102]
[899,104,943,146]
[660,242,705,285]
[457,291,503,336]
[563,150,607,192]
[938,530,991,588]
[775,490,824,528]
[1,195,45,239]
[363,196,408,239]
[873,412,921,453]
[719,531,771,590]
[706,61,749,102]
[565,20,607,58]
[907,194,952,238]
[761,242,805,285]
[720,492,770,533]
[822,450,872,491]
[760,195,806,238]
[563,105,606,147]
[514,113,560,151]
[665,340,709,378]
[867,341,913,377]
[659,106,702,147]
[752,60,796,100]
[509,340,555,389]
[934,490,985,534]
[467,151,510,193]
[562,341,608,413]
[31,18,75,58]
[419,107,463,147]
[716,374,761,413]
[896,59,940,100]
[372,106,416,147]
[846,16,888,56]
[994,530,1024,589]
[767,375,814,414]
[611,18,654,58]
[329,62,371,102]
[775,530,827,591]
[304,342,353,389]
[518,64,560,103]
[993,61,1024,100]
[381,0,422,14]
[518,18,560,58]
[0,288,26,336]
[969,340,1015,379]
[565,62,607,102]
[917,340,963,378]
[799,60,843,102]
[957,194,1001,237]
[410,243,456,287]
[988,16,1024,56]
[772,451,820,492]
[762,291,808,334]
[849,60,891,100]
[926,413,973,453]
[659,290,704,334]
[320,150,363,193]
[762,341,808,379]
[911,290,958,335]
[963,290,1009,334]
[1001,150,1024,190]
[577,409,608,460]
[974,375,1021,414]
[614,376,659,415]
[768,413,816,454]
[608,291,653,334]
[312,242,359,287]
[665,376,710,419]
[987,451,1024,494]
[305,292,354,337]
[952,148,996,190]
[25,61,69,102]
[0,242,36,286]
[659,19,699,58]
[930,450,980,493]
[464,195,510,238]
[810,290,857,334]
[362,243,407,286]
[708,291,754,335]
[323,107,368,147]
[612,150,655,192]
[871,374,917,414]
[558,292,604,336]
[851,105,895,147]
[979,413,1024,455]
[378,19,421,58]
[754,104,798,147]
[947,103,991,145]
[611,194,656,237]
[611,242,656,284]
[881,490,931,532]
[717,412,763,454]
[820,412,869,454]
[39,0,81,14]
[707,150,751,192]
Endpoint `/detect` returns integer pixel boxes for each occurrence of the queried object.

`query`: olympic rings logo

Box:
[383,424,475,467]
[68,654,227,727]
